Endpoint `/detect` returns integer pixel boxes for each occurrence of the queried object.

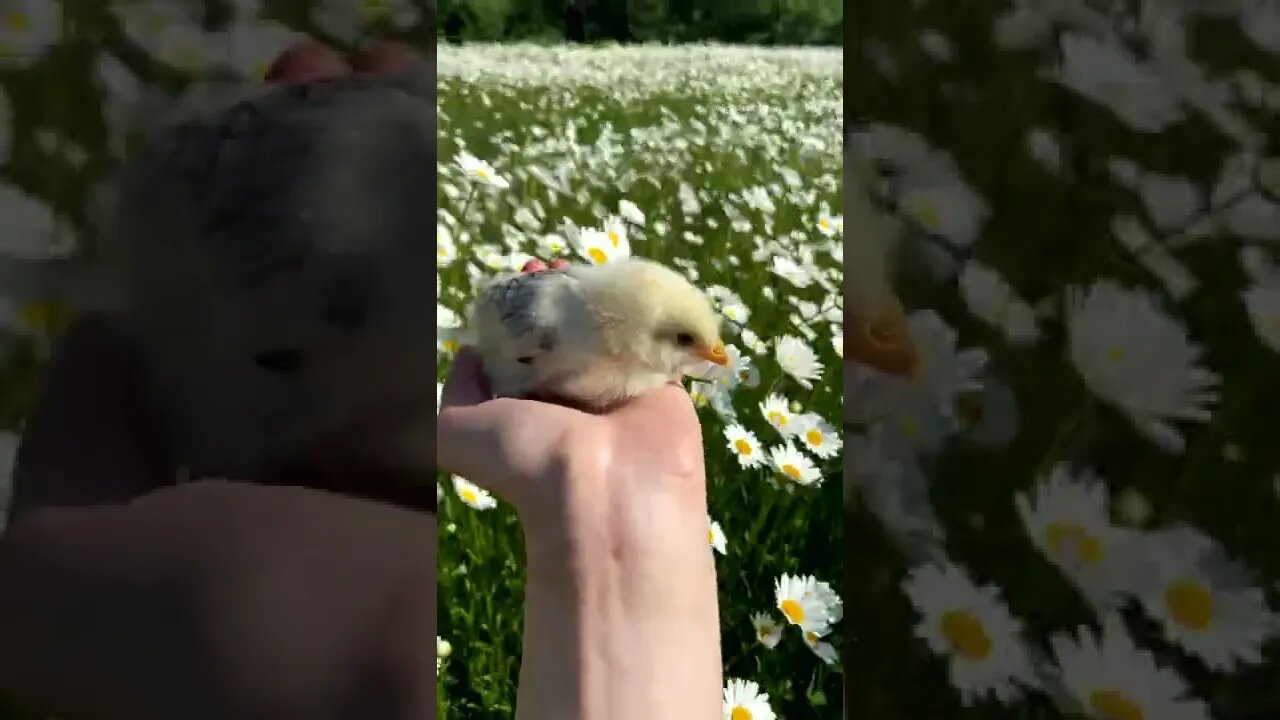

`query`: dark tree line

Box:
[437,0,841,45]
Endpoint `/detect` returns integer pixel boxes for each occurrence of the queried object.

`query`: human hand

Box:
[0,40,440,720]
[436,259,723,720]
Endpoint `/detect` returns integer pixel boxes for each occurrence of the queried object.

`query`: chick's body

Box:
[468,257,728,409]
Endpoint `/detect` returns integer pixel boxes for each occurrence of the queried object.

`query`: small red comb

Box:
[351,40,420,76]
[265,39,350,85]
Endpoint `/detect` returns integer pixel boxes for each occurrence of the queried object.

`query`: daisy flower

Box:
[455,151,510,189]
[1136,525,1279,671]
[1015,463,1145,611]
[1066,280,1220,454]
[768,444,822,488]
[957,261,1040,346]
[436,635,452,674]
[600,215,630,251]
[775,574,832,635]
[751,612,783,649]
[452,476,497,511]
[723,424,764,469]
[1242,282,1280,354]
[618,198,645,226]
[775,335,823,388]
[0,184,74,260]
[574,226,629,265]
[759,393,796,436]
[903,561,1039,705]
[708,516,728,555]
[437,223,457,266]
[0,0,62,67]
[803,627,839,665]
[1050,613,1210,720]
[722,678,776,720]
[794,413,842,460]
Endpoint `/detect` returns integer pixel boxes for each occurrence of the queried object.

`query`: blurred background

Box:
[846,2,1280,719]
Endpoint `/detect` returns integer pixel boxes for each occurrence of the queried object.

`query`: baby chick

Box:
[844,145,921,378]
[467,257,729,410]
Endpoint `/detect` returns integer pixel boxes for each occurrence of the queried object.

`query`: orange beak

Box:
[697,341,730,366]
[846,303,921,379]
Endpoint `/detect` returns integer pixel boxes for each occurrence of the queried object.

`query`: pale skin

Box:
[438,346,724,719]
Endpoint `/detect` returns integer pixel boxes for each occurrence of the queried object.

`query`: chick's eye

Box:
[675,332,695,347]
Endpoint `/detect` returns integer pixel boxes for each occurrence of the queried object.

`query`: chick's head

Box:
[580,258,728,376]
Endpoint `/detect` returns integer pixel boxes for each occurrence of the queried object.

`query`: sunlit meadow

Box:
[436,44,844,718]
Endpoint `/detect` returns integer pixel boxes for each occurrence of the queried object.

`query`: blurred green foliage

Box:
[436,0,842,45]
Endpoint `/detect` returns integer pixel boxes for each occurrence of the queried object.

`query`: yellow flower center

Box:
[708,529,715,544]
[739,370,750,381]
[1045,523,1103,565]
[1089,689,1145,720]
[940,610,992,660]
[460,488,478,505]
[805,429,823,447]
[781,464,802,480]
[473,168,488,178]
[909,198,941,230]
[3,9,29,31]
[19,298,70,335]
[819,218,830,229]
[757,626,771,639]
[900,417,919,438]
[362,0,392,17]
[734,439,753,456]
[441,339,459,353]
[768,411,787,426]
[780,598,805,624]
[730,707,752,720]
[607,230,621,247]
[1166,579,1213,630]
[587,247,608,264]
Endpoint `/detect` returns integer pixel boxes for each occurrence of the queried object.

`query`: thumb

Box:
[435,350,571,504]
[435,349,516,495]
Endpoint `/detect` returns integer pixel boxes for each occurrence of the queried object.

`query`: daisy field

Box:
[436,43,845,718]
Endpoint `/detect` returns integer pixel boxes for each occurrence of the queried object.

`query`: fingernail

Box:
[521,259,547,273]
[548,258,569,270]
[351,40,420,76]
[265,39,351,85]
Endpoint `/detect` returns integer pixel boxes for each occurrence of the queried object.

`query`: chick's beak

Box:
[697,340,730,366]
[846,303,921,379]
